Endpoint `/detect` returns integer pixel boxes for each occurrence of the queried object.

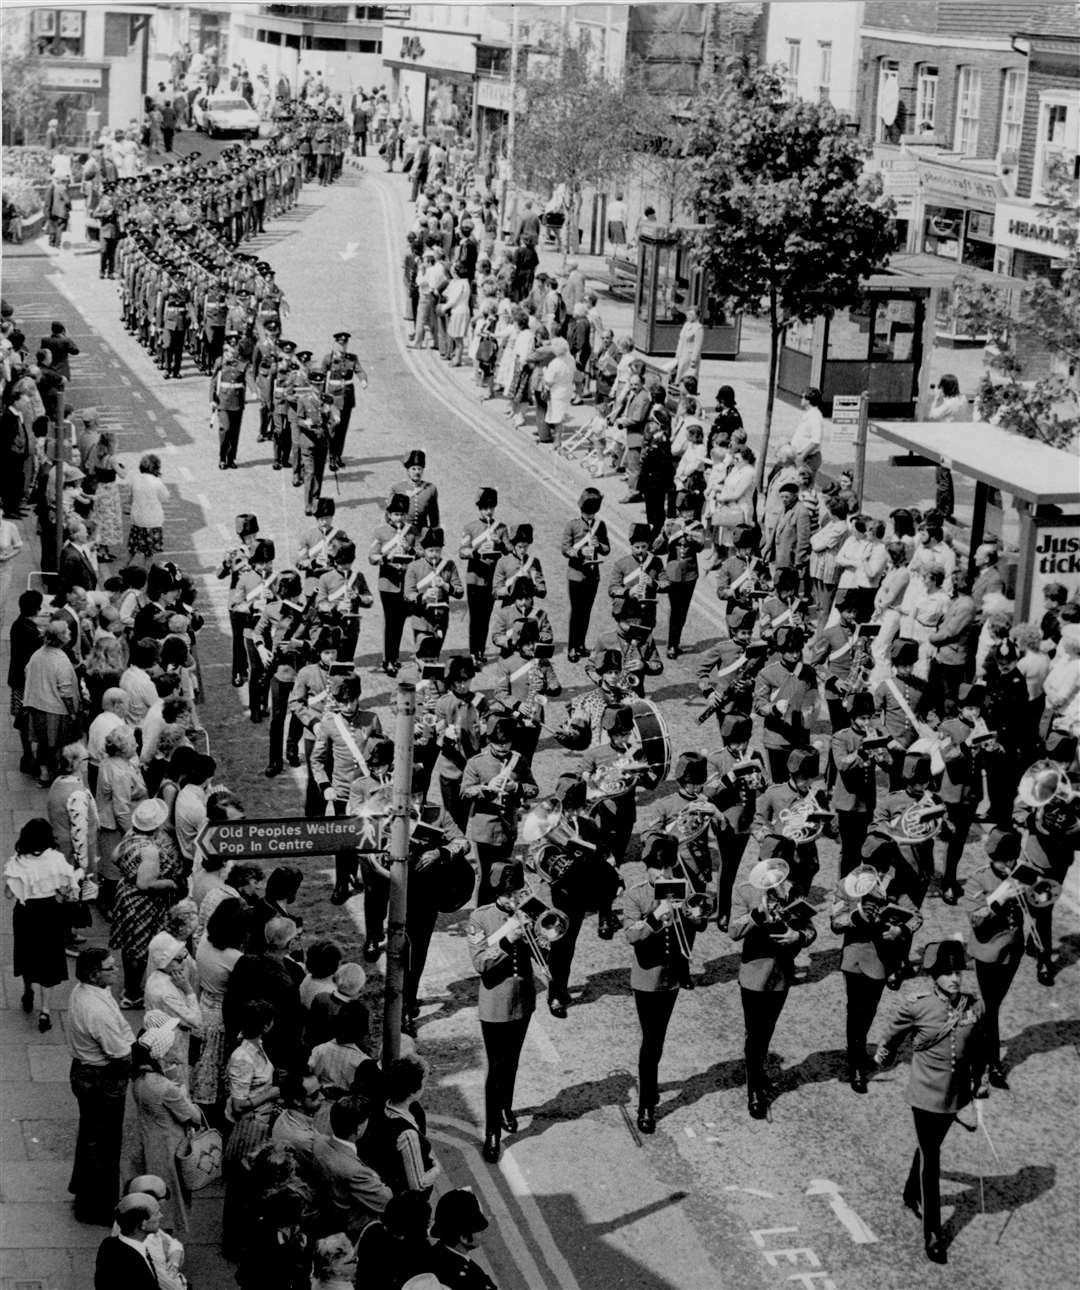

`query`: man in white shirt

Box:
[174,754,216,863]
[68,949,135,1225]
[120,641,160,723]
[788,386,824,481]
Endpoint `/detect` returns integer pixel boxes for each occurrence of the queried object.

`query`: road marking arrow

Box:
[339,241,360,261]
[805,1179,878,1244]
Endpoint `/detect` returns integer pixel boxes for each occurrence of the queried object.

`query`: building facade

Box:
[764,1,863,116]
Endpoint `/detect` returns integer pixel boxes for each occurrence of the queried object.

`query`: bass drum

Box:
[629,698,670,790]
[430,851,477,913]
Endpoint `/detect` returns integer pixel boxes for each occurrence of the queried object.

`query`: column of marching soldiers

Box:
[100,138,1077,1253]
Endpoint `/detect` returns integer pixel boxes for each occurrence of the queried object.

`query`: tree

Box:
[513,36,641,257]
[952,166,1079,451]
[689,61,895,484]
[635,112,698,225]
[1,45,50,147]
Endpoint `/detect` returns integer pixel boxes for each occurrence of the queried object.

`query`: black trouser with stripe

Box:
[567,578,598,655]
[381,591,407,666]
[665,580,696,650]
[740,986,788,1096]
[481,1016,530,1135]
[843,970,886,1072]
[905,1109,955,1242]
[466,585,495,658]
[634,987,679,1111]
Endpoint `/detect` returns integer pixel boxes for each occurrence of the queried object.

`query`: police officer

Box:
[210,335,248,470]
[624,832,709,1134]
[368,493,416,676]
[874,939,987,1264]
[561,487,610,662]
[322,331,368,471]
[467,860,543,1164]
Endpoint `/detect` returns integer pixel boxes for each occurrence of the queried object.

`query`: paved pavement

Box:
[2,156,1077,1290]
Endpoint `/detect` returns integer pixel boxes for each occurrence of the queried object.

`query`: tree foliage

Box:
[513,37,641,252]
[634,112,698,225]
[953,167,1079,452]
[688,61,895,477]
[1,45,50,146]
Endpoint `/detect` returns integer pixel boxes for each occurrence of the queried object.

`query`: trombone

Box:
[486,892,569,983]
[655,875,715,959]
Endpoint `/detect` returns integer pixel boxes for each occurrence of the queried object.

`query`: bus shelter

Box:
[866,420,1080,618]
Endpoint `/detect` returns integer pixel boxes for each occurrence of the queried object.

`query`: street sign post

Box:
[195,816,383,860]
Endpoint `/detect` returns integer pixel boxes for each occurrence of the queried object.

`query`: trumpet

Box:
[486,893,569,983]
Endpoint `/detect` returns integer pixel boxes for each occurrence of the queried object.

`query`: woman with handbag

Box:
[130,1011,203,1235]
[144,932,203,1091]
[708,444,756,563]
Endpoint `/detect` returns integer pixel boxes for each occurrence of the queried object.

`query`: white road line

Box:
[179,466,195,481]
[163,442,178,454]
[725,1185,775,1199]
[147,409,158,421]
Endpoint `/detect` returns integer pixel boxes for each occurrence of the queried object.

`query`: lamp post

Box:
[381,681,416,1064]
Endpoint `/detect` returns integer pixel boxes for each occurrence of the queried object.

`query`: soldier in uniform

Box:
[752,626,817,783]
[270,340,298,469]
[609,521,666,639]
[368,493,416,677]
[161,287,188,380]
[298,497,347,589]
[874,939,987,1264]
[467,860,544,1163]
[624,833,710,1134]
[874,639,934,789]
[707,713,766,931]
[253,569,310,777]
[252,321,280,442]
[937,717,980,905]
[288,627,342,817]
[696,606,766,731]
[296,369,336,516]
[405,528,464,660]
[557,646,631,752]
[829,690,890,876]
[653,490,706,659]
[582,705,643,939]
[561,487,610,661]
[434,655,488,831]
[314,540,373,664]
[642,752,720,898]
[322,331,368,472]
[288,349,313,487]
[459,487,510,668]
[730,844,818,1118]
[753,747,826,891]
[831,832,923,1093]
[390,449,440,537]
[490,577,553,659]
[462,715,538,905]
[493,619,561,765]
[200,281,229,375]
[217,514,261,687]
[210,336,249,470]
[714,526,763,618]
[872,752,941,908]
[493,523,546,605]
[236,539,277,722]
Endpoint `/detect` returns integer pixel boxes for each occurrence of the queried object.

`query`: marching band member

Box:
[315,539,373,664]
[289,627,342,816]
[872,753,941,907]
[462,716,538,906]
[713,525,761,619]
[936,717,979,905]
[874,939,987,1265]
[757,567,811,643]
[297,497,347,591]
[753,748,825,891]
[493,523,546,606]
[218,512,261,688]
[467,860,544,1163]
[368,492,416,677]
[490,577,553,659]
[557,646,631,751]
[252,569,309,777]
[494,619,561,765]
[236,539,277,721]
[965,827,1024,1086]
[561,486,610,662]
[404,528,464,660]
[582,705,642,939]
[830,833,923,1093]
[642,752,719,896]
[389,448,440,537]
[730,842,818,1118]
[696,606,766,732]
[752,627,817,784]
[624,833,709,1134]
[829,691,888,876]
[433,655,488,831]
[805,590,868,730]
[609,522,667,635]
[459,486,510,668]
[707,714,765,931]
[874,639,934,790]
[341,737,395,960]
[653,491,706,660]
[597,608,664,697]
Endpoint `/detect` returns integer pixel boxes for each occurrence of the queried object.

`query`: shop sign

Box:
[1030,522,1080,607]
[43,65,103,89]
[382,23,478,77]
[477,78,514,112]
[868,149,917,218]
[915,158,1003,211]
[993,201,1077,257]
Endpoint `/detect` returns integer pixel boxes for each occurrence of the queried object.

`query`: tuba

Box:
[1017,760,1080,836]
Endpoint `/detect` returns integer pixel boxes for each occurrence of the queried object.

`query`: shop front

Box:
[993,199,1076,281]
[381,22,479,142]
[913,154,1004,274]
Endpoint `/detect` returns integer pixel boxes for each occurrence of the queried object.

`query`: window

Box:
[877,59,900,142]
[785,40,801,98]
[818,42,832,103]
[915,65,938,132]
[999,69,1027,157]
[1035,96,1079,197]
[32,8,85,57]
[104,12,133,58]
[955,67,982,156]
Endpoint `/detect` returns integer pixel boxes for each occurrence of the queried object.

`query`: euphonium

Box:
[1017,760,1080,837]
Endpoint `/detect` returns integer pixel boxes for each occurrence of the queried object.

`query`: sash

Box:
[306,527,344,563]
[827,635,854,663]
[380,525,411,558]
[465,519,500,555]
[243,577,268,606]
[714,652,749,679]
[622,563,648,589]
[327,569,360,604]
[570,519,600,556]
[509,658,539,684]
[501,554,536,596]
[333,713,369,777]
[417,556,451,592]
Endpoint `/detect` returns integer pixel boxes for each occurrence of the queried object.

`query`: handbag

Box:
[713,503,745,528]
[176,1113,223,1192]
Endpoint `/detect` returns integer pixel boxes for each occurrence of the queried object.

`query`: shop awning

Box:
[871,420,1080,507]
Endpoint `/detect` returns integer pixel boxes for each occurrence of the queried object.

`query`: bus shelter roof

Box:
[870,420,1080,507]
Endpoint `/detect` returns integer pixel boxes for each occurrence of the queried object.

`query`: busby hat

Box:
[675,751,708,785]
[731,525,757,550]
[985,827,1021,865]
[314,627,341,654]
[889,639,919,667]
[421,527,444,549]
[386,492,410,515]
[774,625,804,653]
[404,449,426,469]
[578,487,603,514]
[957,682,985,708]
[314,497,336,519]
[476,487,498,510]
[591,646,623,675]
[601,705,634,735]
[674,490,702,516]
[719,713,752,743]
[446,655,475,683]
[553,774,587,812]
[787,748,819,779]
[728,605,757,632]
[629,523,652,546]
[902,752,933,782]
[510,524,533,545]
[332,540,356,565]
[490,860,525,894]
[643,832,678,869]
[940,718,973,745]
[486,715,515,742]
[510,577,535,600]
[834,588,860,612]
[847,690,875,719]
[236,513,259,538]
[756,834,794,862]
[251,538,276,565]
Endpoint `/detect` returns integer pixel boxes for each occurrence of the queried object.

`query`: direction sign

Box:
[196,815,386,860]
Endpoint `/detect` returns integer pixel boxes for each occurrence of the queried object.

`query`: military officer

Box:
[210,336,249,470]
[405,528,464,659]
[368,492,416,676]
[624,833,709,1134]
[561,487,610,661]
[459,486,511,668]
[322,330,368,471]
[389,449,440,537]
[653,490,706,659]
[467,860,544,1164]
[493,523,546,605]
[874,939,987,1264]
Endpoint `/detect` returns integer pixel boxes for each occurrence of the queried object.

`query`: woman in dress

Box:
[4,818,80,1031]
[127,452,169,567]
[707,444,757,561]
[95,724,147,917]
[109,797,185,1008]
[673,306,704,385]
[505,309,535,428]
[144,931,203,1090]
[86,432,125,562]
[708,385,744,458]
[539,337,576,449]
[440,264,472,367]
[192,896,247,1112]
[130,1012,203,1235]
[223,1000,282,1257]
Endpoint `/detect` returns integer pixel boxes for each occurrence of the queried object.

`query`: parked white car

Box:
[192,95,260,138]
